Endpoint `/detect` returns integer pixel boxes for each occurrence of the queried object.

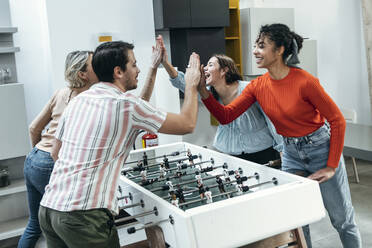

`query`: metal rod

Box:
[177,178,277,207]
[117,192,133,201]
[128,158,213,180]
[162,172,259,200]
[119,199,144,210]
[178,190,235,207]
[122,155,196,173]
[124,151,183,165]
[127,215,175,234]
[150,174,222,193]
[115,207,158,224]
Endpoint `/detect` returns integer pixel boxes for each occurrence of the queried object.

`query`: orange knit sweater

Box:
[202,67,345,168]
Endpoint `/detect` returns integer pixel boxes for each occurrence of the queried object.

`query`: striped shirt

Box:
[40,83,167,214]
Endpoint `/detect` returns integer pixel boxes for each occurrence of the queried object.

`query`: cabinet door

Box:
[154,0,191,29]
[170,28,226,72]
[190,0,229,27]
[240,8,294,75]
[0,84,30,159]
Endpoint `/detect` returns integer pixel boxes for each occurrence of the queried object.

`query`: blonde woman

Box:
[18,51,98,248]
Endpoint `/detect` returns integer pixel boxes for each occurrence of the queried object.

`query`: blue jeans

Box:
[18,147,54,248]
[282,124,362,248]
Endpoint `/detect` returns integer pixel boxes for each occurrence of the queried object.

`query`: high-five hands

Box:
[151,35,163,69]
[197,63,209,99]
[185,53,201,88]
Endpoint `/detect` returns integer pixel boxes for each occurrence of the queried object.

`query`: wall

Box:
[10,0,160,124]
[9,0,53,124]
[240,0,371,125]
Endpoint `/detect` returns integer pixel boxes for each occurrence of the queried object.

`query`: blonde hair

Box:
[64,50,93,88]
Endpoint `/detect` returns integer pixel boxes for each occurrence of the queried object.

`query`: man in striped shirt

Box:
[38,39,201,247]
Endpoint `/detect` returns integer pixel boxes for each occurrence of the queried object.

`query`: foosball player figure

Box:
[195,171,203,184]
[136,160,143,171]
[235,183,243,195]
[175,170,183,178]
[166,178,174,192]
[205,187,213,204]
[223,169,231,184]
[216,175,225,193]
[143,152,148,167]
[159,163,167,179]
[175,185,185,203]
[187,149,194,166]
[197,181,205,199]
[234,170,242,185]
[140,168,147,183]
[176,161,183,171]
[170,191,179,208]
[141,177,158,186]
[163,155,170,169]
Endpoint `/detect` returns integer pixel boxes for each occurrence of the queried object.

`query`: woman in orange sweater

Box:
[199,23,361,248]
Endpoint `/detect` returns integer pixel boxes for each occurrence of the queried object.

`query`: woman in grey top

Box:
[160,40,282,164]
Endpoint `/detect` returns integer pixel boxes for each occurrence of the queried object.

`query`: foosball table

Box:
[116,142,325,248]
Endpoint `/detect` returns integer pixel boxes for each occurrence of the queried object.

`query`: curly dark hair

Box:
[256,23,303,62]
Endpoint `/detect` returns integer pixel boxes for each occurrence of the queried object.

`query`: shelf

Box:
[0,216,27,240]
[225,36,239,40]
[0,82,23,88]
[0,47,20,54]
[0,27,18,34]
[0,178,26,197]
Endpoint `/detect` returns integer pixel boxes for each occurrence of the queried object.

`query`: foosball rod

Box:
[178,178,278,207]
[119,199,144,211]
[262,159,281,168]
[117,192,133,201]
[124,151,183,165]
[178,190,236,207]
[127,215,175,234]
[122,155,199,174]
[163,172,260,200]
[150,173,223,193]
[128,157,214,180]
[115,207,158,224]
[157,161,223,181]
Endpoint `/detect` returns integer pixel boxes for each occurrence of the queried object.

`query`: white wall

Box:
[10,0,53,124]
[44,0,157,94]
[240,0,371,125]
[10,0,160,125]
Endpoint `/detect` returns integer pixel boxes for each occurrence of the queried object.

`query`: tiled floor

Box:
[311,158,372,248]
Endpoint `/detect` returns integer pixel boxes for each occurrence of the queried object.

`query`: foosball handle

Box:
[269,159,281,167]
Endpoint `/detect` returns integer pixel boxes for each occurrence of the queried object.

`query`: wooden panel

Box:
[225,39,241,64]
[225,0,243,75]
[229,0,239,9]
[225,9,240,37]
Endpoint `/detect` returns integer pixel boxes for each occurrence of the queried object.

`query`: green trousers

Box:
[38,206,120,248]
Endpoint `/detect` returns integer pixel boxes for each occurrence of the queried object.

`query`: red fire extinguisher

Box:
[142,132,158,148]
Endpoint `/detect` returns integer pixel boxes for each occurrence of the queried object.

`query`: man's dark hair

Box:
[92,41,134,83]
